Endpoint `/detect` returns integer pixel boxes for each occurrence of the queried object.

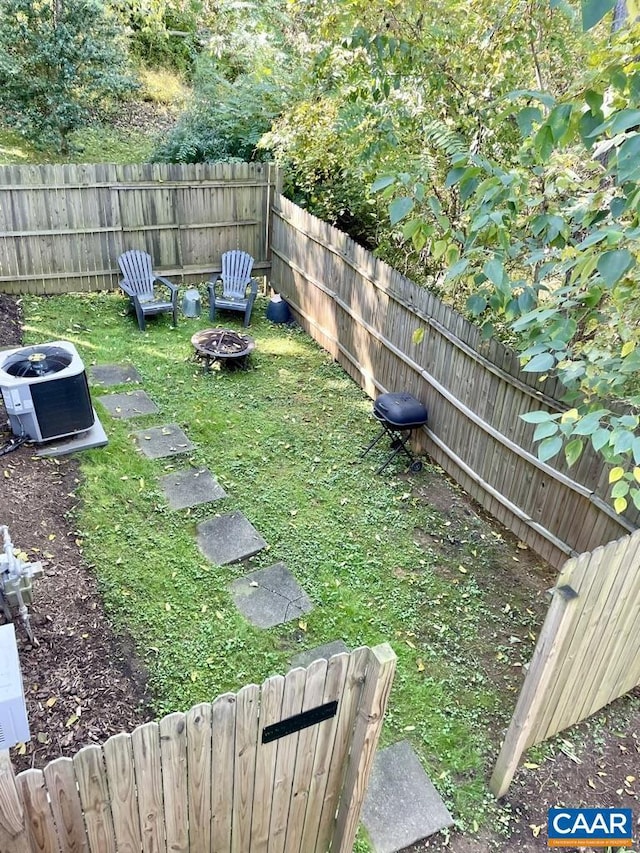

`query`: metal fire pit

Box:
[191,328,256,371]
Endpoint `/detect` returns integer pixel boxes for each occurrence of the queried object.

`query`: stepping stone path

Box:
[160,468,226,510]
[89,363,141,386]
[290,640,348,669]
[197,511,267,566]
[230,562,313,629]
[92,360,315,636]
[361,740,454,853]
[98,390,159,419]
[132,423,195,459]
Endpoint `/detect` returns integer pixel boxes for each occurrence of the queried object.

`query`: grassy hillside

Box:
[0,67,189,165]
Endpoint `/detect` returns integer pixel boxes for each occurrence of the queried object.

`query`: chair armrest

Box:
[119,278,135,297]
[154,276,178,296]
[248,278,258,296]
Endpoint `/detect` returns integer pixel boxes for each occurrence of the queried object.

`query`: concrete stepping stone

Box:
[133,423,195,459]
[197,510,267,566]
[89,363,141,386]
[290,640,348,669]
[361,741,454,853]
[230,562,313,628]
[160,467,226,510]
[99,390,159,419]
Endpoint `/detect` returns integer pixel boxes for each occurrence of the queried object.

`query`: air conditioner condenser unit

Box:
[0,341,95,443]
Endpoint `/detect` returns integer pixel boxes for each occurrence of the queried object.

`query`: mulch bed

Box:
[0,294,150,772]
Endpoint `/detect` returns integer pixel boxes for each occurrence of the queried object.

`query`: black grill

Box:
[361,392,428,474]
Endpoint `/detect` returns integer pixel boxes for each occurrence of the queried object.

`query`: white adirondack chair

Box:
[208,250,258,327]
[117,250,178,331]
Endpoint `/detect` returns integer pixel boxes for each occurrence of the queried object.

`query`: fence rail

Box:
[270,195,638,567]
[0,645,396,853]
[0,162,280,294]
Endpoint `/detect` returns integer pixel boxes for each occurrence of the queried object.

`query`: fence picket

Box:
[0,751,32,852]
[211,694,236,850]
[186,703,213,853]
[73,745,117,853]
[250,675,285,853]
[131,721,166,853]
[159,712,189,853]
[231,685,260,853]
[103,732,142,853]
[15,768,61,853]
[43,756,90,853]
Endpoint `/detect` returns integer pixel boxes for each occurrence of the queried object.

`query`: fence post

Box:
[0,750,30,852]
[331,642,396,852]
[490,582,578,799]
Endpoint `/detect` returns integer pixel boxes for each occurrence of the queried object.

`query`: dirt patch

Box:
[0,295,150,772]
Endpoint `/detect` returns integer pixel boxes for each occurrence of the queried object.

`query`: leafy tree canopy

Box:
[0,0,135,152]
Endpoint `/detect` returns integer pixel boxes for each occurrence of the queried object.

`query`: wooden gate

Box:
[0,644,395,852]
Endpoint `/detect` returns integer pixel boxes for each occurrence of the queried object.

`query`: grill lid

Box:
[373,393,428,427]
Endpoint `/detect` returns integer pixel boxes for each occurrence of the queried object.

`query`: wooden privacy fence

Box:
[0,644,396,853]
[0,162,280,295]
[490,528,640,797]
[270,195,638,568]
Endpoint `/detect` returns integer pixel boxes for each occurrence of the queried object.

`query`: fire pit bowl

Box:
[191,328,256,371]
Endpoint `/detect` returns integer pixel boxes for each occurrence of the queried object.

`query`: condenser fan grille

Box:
[3,346,73,378]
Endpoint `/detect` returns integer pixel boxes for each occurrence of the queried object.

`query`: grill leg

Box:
[360,426,388,458]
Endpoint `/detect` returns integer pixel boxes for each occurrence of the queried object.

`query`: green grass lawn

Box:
[21,291,549,840]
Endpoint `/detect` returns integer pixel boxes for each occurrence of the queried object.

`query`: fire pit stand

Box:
[191,328,256,371]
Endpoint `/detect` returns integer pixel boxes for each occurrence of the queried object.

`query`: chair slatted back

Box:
[118,251,155,297]
[221,250,254,298]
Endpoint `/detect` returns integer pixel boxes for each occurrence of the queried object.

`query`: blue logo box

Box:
[548,808,633,847]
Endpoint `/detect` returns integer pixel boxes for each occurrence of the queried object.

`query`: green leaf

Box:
[581,0,616,30]
[521,411,556,424]
[402,219,421,240]
[538,435,563,462]
[522,353,555,373]
[534,124,554,162]
[616,135,640,185]
[611,480,630,498]
[573,410,609,435]
[632,489,640,511]
[412,328,425,345]
[584,90,603,113]
[611,109,640,134]
[516,107,542,137]
[444,258,468,281]
[467,294,487,316]
[506,89,555,108]
[597,249,635,286]
[445,167,466,188]
[371,175,396,192]
[565,438,584,468]
[534,421,560,441]
[614,431,634,454]
[389,197,414,226]
[483,259,504,286]
[548,104,573,142]
[591,428,611,451]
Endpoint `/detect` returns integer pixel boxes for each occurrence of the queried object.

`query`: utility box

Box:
[0,623,30,749]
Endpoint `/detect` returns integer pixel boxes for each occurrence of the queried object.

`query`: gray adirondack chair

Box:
[117,250,179,331]
[208,250,258,327]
